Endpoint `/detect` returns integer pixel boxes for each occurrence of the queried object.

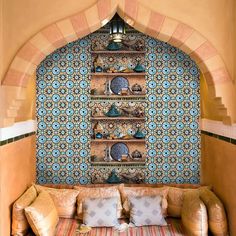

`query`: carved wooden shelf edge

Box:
[90,161,146,166]
[91,95,146,101]
[91,117,145,121]
[90,73,146,76]
[91,139,145,143]
[91,50,146,54]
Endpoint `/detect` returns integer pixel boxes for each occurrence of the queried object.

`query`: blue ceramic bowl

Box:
[107,42,120,51]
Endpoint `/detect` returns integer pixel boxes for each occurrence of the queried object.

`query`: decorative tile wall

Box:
[145,38,200,184]
[36,29,200,185]
[36,39,92,184]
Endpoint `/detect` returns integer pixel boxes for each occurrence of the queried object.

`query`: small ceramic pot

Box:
[131,150,142,159]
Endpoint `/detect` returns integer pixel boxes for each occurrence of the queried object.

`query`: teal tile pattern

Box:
[36,31,200,184]
[145,38,200,184]
[36,38,91,184]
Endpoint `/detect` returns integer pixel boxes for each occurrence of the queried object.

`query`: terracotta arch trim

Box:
[1,0,234,123]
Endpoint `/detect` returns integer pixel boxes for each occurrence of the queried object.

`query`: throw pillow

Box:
[181,190,208,236]
[167,187,199,217]
[24,191,59,236]
[119,186,169,216]
[35,184,79,218]
[199,187,228,236]
[12,185,37,236]
[129,195,167,226]
[74,185,123,219]
[83,197,119,227]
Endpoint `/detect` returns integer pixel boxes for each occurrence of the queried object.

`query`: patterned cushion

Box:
[24,191,59,236]
[129,195,167,226]
[181,190,208,236]
[83,197,119,227]
[74,185,123,219]
[119,186,169,216]
[12,185,37,236]
[35,184,79,218]
[199,187,228,236]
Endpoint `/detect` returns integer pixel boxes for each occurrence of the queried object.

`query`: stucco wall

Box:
[1,0,235,121]
[0,0,234,80]
[0,1,235,235]
[201,134,236,236]
[0,136,36,236]
[15,74,36,122]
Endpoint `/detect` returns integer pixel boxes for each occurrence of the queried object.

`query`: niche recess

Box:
[36,21,200,185]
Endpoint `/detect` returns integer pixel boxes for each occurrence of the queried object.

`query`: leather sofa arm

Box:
[181,190,208,236]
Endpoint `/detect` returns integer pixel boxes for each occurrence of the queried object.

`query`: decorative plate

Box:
[110,76,129,95]
[110,142,129,161]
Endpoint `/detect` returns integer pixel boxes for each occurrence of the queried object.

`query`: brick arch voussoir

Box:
[117,1,233,123]
[1,0,234,125]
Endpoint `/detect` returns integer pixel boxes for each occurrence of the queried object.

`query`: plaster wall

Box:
[200,73,224,121]
[15,74,36,122]
[1,0,236,121]
[0,0,235,80]
[0,136,36,236]
[201,134,236,236]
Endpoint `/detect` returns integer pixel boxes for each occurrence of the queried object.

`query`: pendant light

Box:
[110,13,126,42]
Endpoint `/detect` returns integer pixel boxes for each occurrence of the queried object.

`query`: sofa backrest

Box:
[40,183,201,218]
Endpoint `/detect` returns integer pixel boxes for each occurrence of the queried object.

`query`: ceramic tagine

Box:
[105,104,121,117]
[133,125,145,139]
[134,60,145,73]
[107,41,121,51]
[106,169,121,183]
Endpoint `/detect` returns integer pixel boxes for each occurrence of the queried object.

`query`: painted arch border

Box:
[1,0,234,126]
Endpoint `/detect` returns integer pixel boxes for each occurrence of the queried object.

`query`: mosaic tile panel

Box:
[36,29,200,185]
[145,38,200,184]
[36,38,91,184]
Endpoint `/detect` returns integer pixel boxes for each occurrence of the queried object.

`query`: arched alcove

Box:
[1,0,234,127]
[35,21,200,185]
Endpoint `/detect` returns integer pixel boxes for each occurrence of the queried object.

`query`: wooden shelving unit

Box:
[91,95,146,99]
[90,72,146,76]
[91,139,145,143]
[91,117,145,121]
[90,47,146,166]
[91,50,146,54]
[91,161,146,166]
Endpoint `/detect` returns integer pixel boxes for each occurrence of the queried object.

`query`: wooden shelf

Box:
[91,139,145,143]
[91,117,145,121]
[91,161,146,166]
[91,50,146,54]
[91,95,146,100]
[90,72,145,76]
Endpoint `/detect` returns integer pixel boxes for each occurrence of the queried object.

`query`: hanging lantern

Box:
[110,14,126,42]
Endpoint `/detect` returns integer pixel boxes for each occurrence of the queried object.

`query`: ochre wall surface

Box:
[0,0,236,235]
[201,134,236,236]
[0,0,97,81]
[15,74,36,122]
[0,0,235,82]
[1,0,236,121]
[0,136,36,236]
[200,73,224,121]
